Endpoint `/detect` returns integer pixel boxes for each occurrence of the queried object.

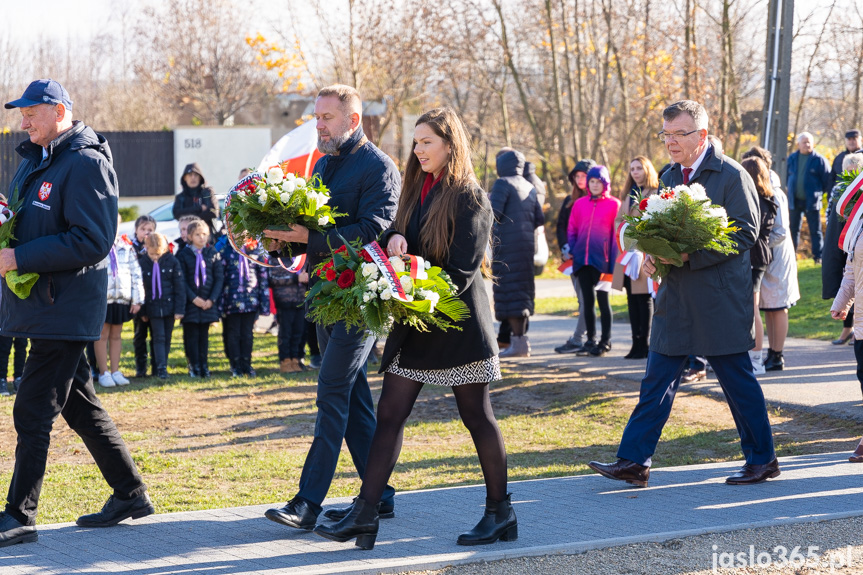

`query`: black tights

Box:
[359,373,508,505]
[577,266,611,342]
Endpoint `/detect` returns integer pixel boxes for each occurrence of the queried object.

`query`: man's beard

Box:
[317,120,354,155]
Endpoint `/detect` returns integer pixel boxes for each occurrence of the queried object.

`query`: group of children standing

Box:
[92,212,311,387]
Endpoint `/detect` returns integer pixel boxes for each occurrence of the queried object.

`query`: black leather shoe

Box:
[590,341,611,356]
[323,497,395,521]
[588,458,650,487]
[726,458,781,485]
[265,497,318,530]
[457,493,518,546]
[764,351,784,371]
[76,492,155,527]
[314,497,379,550]
[0,512,37,547]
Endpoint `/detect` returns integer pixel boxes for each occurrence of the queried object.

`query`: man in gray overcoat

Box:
[588,100,778,487]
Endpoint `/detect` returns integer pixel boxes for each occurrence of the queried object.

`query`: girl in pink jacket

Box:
[567,165,620,356]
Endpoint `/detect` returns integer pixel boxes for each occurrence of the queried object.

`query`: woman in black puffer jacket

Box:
[742,157,777,375]
[173,163,219,238]
[489,150,544,358]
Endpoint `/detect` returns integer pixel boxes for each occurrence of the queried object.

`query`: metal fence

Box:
[0,130,175,197]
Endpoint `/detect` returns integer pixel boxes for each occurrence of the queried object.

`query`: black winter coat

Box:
[1,121,117,341]
[274,127,400,291]
[177,246,224,323]
[490,150,544,320]
[751,194,777,270]
[379,182,498,371]
[823,183,848,299]
[556,196,574,251]
[173,163,218,235]
[140,252,186,318]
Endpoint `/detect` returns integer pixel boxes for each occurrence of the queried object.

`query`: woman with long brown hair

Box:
[741,156,777,375]
[612,156,660,359]
[314,107,515,549]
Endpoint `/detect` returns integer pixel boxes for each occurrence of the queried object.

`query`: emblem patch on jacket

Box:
[38,182,53,201]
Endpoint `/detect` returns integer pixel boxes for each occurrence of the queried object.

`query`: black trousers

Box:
[183,321,211,369]
[624,276,654,342]
[576,265,611,343]
[133,316,155,375]
[222,313,256,372]
[277,305,306,360]
[149,316,175,371]
[855,339,863,398]
[304,319,319,356]
[0,336,27,380]
[6,339,146,525]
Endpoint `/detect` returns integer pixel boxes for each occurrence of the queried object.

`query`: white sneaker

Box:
[111,371,130,386]
[98,372,116,388]
[751,359,766,375]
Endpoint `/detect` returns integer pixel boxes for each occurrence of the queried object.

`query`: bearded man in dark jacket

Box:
[0,80,153,547]
[262,85,400,530]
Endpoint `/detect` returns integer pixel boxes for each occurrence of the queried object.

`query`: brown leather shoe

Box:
[725,458,781,484]
[587,458,650,487]
[681,368,707,383]
[850,440,863,463]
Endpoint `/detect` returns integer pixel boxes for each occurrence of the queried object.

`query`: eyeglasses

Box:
[657,130,700,143]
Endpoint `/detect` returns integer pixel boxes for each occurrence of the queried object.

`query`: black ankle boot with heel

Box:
[313,497,379,550]
[456,493,518,546]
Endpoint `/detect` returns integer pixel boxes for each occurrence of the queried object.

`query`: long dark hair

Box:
[393,107,485,263]
[741,157,774,199]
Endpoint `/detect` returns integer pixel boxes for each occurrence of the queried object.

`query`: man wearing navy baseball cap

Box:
[0,79,153,547]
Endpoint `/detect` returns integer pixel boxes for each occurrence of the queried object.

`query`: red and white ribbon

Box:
[837,171,863,253]
[362,241,410,302]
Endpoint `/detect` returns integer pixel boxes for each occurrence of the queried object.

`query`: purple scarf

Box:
[109,246,118,278]
[194,249,207,288]
[152,260,162,299]
[238,251,250,288]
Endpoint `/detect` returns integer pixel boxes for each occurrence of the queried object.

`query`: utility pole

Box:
[762,0,794,188]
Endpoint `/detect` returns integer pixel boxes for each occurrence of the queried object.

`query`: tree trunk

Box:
[545,0,569,176]
[559,0,581,160]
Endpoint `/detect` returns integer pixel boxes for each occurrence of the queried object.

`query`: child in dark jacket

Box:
[219,239,269,377]
[140,233,186,379]
[177,221,224,378]
[269,265,309,374]
[131,214,157,377]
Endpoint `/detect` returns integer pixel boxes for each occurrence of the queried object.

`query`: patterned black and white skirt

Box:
[385,350,502,387]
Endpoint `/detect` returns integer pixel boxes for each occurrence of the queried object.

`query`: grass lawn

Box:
[536,258,838,341]
[0,319,858,524]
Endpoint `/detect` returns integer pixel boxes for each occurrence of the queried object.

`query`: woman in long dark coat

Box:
[489,150,544,357]
[314,107,514,549]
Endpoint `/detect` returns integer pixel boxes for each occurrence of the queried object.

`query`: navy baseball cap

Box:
[4,79,73,110]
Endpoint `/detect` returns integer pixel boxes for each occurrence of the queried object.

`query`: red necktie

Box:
[682,167,693,185]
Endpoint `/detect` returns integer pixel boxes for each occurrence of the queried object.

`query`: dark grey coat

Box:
[651,146,759,356]
[490,151,544,320]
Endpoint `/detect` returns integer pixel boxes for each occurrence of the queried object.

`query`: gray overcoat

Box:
[651,146,759,356]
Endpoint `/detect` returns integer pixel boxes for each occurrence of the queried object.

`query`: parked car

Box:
[117,195,226,245]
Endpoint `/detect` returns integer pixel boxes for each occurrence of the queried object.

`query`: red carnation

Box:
[361,249,374,262]
[323,260,334,270]
[638,198,649,211]
[337,269,356,288]
[335,245,348,254]
[325,268,337,282]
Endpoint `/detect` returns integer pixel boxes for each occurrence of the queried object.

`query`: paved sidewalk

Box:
[2,452,862,575]
[524,313,863,421]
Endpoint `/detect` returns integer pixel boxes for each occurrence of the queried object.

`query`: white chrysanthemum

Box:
[295,177,306,188]
[705,206,729,227]
[318,216,329,226]
[361,263,379,278]
[424,260,431,269]
[378,278,389,291]
[316,192,329,206]
[266,166,284,184]
[363,293,371,303]
[279,192,291,203]
[286,172,296,181]
[257,191,268,205]
[644,196,672,215]
[367,280,378,292]
[399,275,413,292]
[424,290,440,311]
[389,256,406,273]
[684,183,708,201]
[380,288,392,301]
[282,180,296,194]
